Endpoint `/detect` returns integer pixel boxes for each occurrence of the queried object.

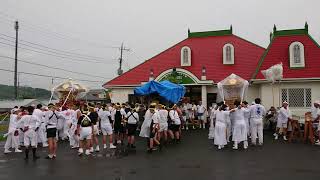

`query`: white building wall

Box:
[259,81,320,117]
[245,85,260,104]
[109,88,134,103]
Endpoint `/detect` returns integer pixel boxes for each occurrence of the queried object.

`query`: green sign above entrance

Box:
[158,71,196,84]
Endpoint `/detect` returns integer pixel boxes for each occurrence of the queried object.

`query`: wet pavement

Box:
[0,130,319,180]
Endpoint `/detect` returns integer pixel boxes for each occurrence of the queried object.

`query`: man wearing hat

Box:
[44,103,63,159]
[312,101,320,145]
[4,108,22,154]
[274,101,291,141]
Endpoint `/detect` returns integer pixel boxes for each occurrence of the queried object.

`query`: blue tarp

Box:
[134,80,185,103]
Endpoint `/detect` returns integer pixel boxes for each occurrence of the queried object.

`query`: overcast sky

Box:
[0,0,319,90]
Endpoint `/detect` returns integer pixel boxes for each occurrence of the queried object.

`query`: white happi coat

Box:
[277,107,290,124]
[231,108,247,142]
[214,110,229,146]
[158,109,168,132]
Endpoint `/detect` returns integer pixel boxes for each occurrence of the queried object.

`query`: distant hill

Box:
[0,84,51,100]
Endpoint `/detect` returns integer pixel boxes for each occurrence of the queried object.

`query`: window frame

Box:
[223,43,235,65]
[180,46,191,66]
[289,41,305,68]
[281,88,311,108]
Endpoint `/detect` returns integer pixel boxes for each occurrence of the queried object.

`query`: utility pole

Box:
[117,43,130,75]
[14,21,19,99]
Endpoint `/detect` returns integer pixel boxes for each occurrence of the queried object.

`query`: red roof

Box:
[104,31,265,87]
[253,29,320,80]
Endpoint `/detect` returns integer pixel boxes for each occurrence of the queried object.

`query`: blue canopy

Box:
[134,80,185,103]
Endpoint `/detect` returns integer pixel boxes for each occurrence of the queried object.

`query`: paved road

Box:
[0,130,319,180]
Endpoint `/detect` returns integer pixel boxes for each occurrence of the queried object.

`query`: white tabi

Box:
[250,104,266,145]
[33,108,47,146]
[158,109,168,132]
[214,110,229,146]
[4,113,21,152]
[231,108,248,143]
[139,110,153,138]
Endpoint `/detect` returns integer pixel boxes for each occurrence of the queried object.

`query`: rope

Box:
[0,113,9,124]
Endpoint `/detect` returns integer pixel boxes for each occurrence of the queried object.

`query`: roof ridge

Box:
[188,26,233,38]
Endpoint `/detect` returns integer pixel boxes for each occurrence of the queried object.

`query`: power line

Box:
[0,36,111,63]
[0,12,121,49]
[0,54,108,79]
[0,33,110,61]
[0,40,114,64]
[0,68,105,83]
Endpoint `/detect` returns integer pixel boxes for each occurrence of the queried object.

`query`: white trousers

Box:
[251,118,263,144]
[69,124,79,147]
[4,133,19,150]
[24,129,37,147]
[37,123,47,144]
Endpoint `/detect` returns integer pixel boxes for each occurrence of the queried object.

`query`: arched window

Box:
[226,46,232,62]
[181,46,191,66]
[223,43,234,64]
[289,42,305,68]
[293,44,301,64]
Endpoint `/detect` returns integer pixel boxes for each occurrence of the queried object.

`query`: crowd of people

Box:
[208,98,266,150]
[2,100,210,160]
[3,98,320,160]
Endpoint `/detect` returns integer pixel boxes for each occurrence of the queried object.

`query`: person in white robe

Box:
[98,105,116,149]
[250,98,266,145]
[33,104,48,147]
[4,108,22,153]
[69,105,80,149]
[242,101,251,137]
[208,105,217,139]
[214,104,233,150]
[274,102,291,141]
[231,100,249,150]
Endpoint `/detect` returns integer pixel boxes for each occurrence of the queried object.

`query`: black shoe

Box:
[131,144,136,149]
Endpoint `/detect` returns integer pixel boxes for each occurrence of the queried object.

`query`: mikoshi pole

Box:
[61,81,74,107]
[271,82,275,107]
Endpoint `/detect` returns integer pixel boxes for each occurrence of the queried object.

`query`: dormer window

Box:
[223,43,234,64]
[289,42,305,68]
[181,46,191,66]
